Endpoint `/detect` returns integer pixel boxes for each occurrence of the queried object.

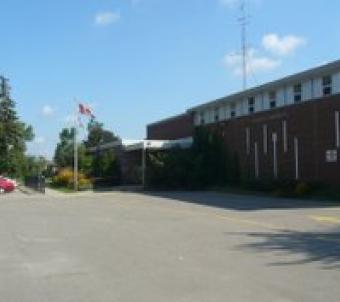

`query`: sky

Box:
[0,0,339,158]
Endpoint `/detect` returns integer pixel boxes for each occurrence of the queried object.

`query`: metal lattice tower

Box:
[238,0,249,90]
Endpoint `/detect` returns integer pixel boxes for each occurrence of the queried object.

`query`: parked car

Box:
[4,177,18,188]
[0,177,15,194]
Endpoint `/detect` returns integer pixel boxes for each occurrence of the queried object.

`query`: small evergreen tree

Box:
[0,78,34,177]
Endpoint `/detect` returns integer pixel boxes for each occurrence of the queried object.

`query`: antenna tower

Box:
[238,0,249,90]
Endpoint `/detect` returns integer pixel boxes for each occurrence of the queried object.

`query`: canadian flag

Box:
[79,103,95,119]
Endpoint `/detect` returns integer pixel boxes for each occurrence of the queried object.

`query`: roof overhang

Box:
[188,59,340,112]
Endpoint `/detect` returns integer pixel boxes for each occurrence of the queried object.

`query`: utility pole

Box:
[73,101,78,192]
[238,0,249,91]
[141,141,146,189]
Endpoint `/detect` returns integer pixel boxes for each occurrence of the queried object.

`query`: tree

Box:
[54,128,75,168]
[146,127,239,189]
[83,121,121,183]
[53,120,121,186]
[23,156,48,177]
[84,120,120,148]
[0,78,34,177]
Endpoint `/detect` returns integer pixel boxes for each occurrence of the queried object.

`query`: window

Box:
[282,120,288,152]
[269,91,276,109]
[294,84,302,103]
[200,112,205,125]
[323,75,332,96]
[263,124,268,154]
[248,97,255,114]
[336,111,340,148]
[214,107,219,122]
[230,103,236,118]
[254,142,259,178]
[272,133,278,178]
[246,128,250,154]
[294,137,299,180]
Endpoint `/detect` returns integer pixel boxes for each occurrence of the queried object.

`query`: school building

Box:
[147,60,340,186]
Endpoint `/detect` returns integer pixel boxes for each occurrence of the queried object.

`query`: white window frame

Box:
[248,97,255,114]
[230,103,236,118]
[214,107,219,122]
[199,112,205,125]
[294,83,302,103]
[322,75,332,96]
[269,91,277,109]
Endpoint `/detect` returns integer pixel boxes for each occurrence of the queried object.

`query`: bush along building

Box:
[147,60,340,187]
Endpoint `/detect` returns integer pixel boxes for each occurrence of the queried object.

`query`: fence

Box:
[24,176,46,194]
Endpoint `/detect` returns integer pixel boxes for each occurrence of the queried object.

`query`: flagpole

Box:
[74,99,78,192]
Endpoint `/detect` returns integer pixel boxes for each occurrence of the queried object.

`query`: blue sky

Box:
[0,0,339,158]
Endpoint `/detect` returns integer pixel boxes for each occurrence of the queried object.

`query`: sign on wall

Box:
[326,150,338,163]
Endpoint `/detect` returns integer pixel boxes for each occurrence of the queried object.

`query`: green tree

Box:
[0,80,34,177]
[85,120,119,148]
[54,128,75,168]
[146,128,239,189]
[84,121,121,183]
[23,155,48,177]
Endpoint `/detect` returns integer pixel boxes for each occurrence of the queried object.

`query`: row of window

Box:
[199,75,334,125]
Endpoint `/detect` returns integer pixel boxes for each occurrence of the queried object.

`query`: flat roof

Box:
[188,59,340,112]
[147,113,190,127]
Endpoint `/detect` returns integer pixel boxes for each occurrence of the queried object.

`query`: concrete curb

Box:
[17,186,36,195]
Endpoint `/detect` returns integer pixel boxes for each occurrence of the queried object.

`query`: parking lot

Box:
[1,190,340,301]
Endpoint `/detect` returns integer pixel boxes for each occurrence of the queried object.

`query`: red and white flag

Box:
[79,103,95,119]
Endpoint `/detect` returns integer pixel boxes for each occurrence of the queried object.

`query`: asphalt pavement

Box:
[0,190,340,302]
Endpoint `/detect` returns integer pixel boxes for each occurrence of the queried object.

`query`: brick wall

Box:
[147,113,194,140]
[202,94,340,186]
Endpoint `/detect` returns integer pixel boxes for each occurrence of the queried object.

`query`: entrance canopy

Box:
[88,137,193,153]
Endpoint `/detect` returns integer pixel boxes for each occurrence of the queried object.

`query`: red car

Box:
[0,178,15,194]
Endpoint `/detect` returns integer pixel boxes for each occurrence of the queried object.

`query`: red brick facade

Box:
[205,94,340,185]
[147,113,194,140]
[146,95,340,186]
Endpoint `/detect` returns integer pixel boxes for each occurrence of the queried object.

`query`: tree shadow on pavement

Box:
[143,191,340,211]
[233,228,340,269]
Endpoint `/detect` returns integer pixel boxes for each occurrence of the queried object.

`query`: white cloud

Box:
[262,33,306,56]
[223,49,281,76]
[34,136,46,144]
[42,105,54,117]
[95,11,121,26]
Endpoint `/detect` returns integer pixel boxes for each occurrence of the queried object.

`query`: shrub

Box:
[78,177,92,190]
[52,168,74,187]
[295,182,312,196]
[52,168,92,190]
[146,128,239,190]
